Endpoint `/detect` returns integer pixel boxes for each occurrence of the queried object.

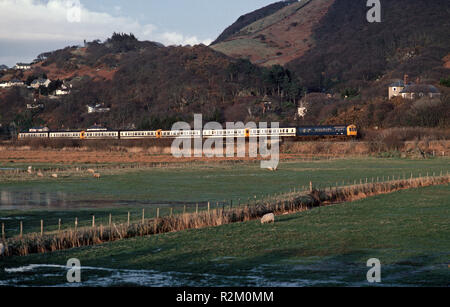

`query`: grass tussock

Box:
[1,174,449,257]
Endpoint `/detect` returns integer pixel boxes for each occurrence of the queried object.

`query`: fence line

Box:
[3,170,450,240]
[1,172,449,257]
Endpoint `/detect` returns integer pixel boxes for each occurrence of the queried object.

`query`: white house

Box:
[55,89,70,96]
[388,75,412,100]
[400,84,441,100]
[29,126,49,132]
[9,79,25,87]
[31,78,51,89]
[87,104,111,114]
[14,63,32,70]
[0,79,25,88]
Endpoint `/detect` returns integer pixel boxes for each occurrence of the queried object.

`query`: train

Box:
[17,125,358,140]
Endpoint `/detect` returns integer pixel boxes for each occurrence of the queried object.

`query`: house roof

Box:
[400,84,440,94]
[32,78,49,84]
[389,80,413,87]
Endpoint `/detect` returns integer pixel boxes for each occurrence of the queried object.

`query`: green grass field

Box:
[1,158,449,236]
[1,184,448,286]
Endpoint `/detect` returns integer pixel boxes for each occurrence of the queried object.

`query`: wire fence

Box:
[1,170,449,257]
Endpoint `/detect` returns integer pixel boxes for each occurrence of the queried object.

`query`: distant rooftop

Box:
[400,84,440,94]
[389,80,413,87]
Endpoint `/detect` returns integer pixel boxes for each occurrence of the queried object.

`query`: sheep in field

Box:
[27,166,33,174]
[87,169,96,174]
[261,213,275,224]
[37,171,44,177]
[51,174,58,178]
[93,173,101,179]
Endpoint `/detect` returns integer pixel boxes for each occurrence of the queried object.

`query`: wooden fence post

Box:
[170,208,173,217]
[127,212,130,227]
[196,203,198,214]
[157,208,160,219]
[92,215,95,228]
[58,219,61,233]
[20,221,23,238]
[40,220,43,236]
[310,181,313,193]
[75,218,78,231]
[142,209,145,224]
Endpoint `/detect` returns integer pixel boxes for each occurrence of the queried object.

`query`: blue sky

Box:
[0,0,276,67]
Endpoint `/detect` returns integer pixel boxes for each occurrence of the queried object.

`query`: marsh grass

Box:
[1,174,448,257]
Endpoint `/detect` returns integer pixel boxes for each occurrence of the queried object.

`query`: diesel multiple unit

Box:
[18,125,358,140]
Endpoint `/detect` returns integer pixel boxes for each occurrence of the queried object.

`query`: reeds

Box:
[1,174,449,257]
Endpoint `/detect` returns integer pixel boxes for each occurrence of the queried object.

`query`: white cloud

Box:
[160,32,212,47]
[0,0,212,46]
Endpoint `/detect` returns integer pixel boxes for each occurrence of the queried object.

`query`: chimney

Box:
[404,74,409,86]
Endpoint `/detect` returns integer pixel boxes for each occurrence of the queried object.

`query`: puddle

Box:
[0,190,180,210]
[1,263,431,287]
[1,264,345,287]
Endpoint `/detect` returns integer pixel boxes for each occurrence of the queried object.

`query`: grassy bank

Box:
[0,184,448,286]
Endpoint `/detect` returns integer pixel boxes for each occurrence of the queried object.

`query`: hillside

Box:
[0,34,305,131]
[211,0,334,66]
[212,0,450,88]
[211,0,297,45]
[288,0,450,90]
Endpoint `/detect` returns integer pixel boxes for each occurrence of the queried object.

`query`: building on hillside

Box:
[14,63,32,70]
[55,89,70,96]
[9,79,25,87]
[389,74,441,100]
[27,103,45,110]
[0,79,25,88]
[87,104,111,114]
[87,124,108,131]
[0,65,8,71]
[388,74,413,99]
[400,84,441,100]
[29,126,49,132]
[31,78,51,89]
